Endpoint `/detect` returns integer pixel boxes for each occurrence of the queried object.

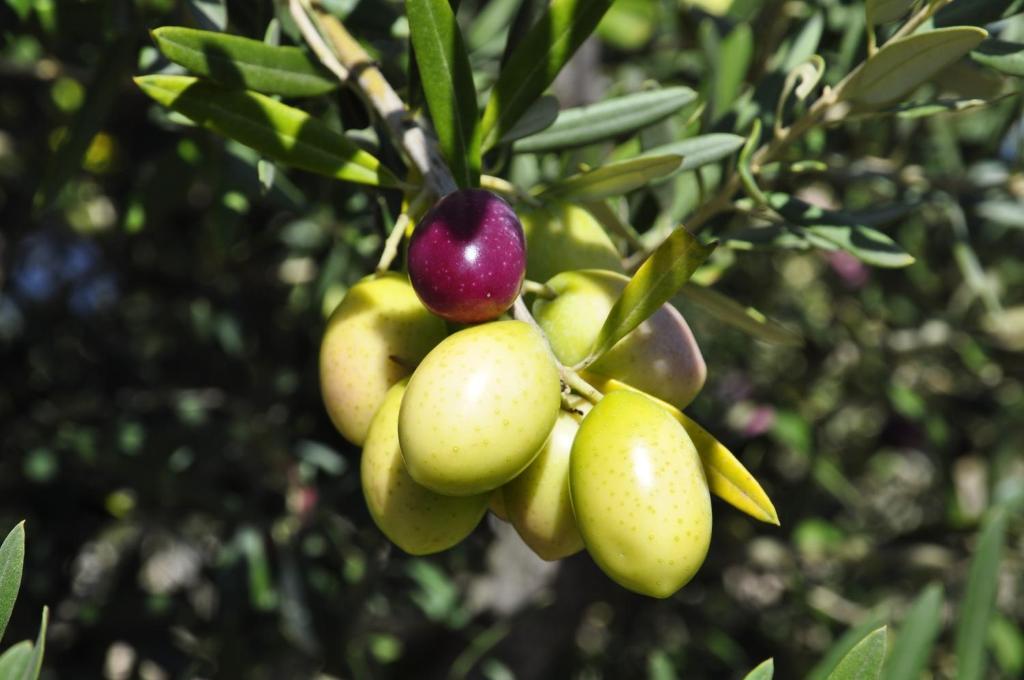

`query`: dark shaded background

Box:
[1,0,1022,677]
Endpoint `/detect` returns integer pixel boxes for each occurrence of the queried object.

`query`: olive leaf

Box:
[134,76,401,188]
[674,283,804,347]
[971,39,1024,77]
[638,133,746,174]
[828,627,888,680]
[498,95,560,144]
[0,522,25,643]
[955,508,1008,680]
[0,642,33,679]
[743,658,775,680]
[866,0,916,25]
[883,583,944,680]
[514,87,697,153]
[936,0,1024,28]
[152,27,338,98]
[407,0,482,188]
[840,27,988,108]
[578,227,715,369]
[480,0,615,150]
[582,375,780,525]
[539,155,682,202]
[849,98,992,120]
[20,607,48,680]
[187,0,226,31]
[808,615,889,680]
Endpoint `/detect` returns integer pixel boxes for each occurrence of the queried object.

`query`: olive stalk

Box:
[376,191,431,273]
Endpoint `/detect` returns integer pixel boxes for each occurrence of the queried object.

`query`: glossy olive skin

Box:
[533,269,706,410]
[519,202,623,282]
[319,272,448,445]
[571,390,712,598]
[362,381,488,554]
[398,320,561,495]
[407,189,526,323]
[503,398,589,561]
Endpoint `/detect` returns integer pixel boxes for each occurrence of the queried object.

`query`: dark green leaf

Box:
[499,95,559,144]
[955,508,1008,680]
[539,155,682,202]
[35,38,135,211]
[972,39,1024,76]
[134,76,400,188]
[407,0,481,187]
[866,0,915,25]
[769,195,915,267]
[580,228,715,368]
[675,284,804,346]
[828,627,888,680]
[840,27,988,108]
[639,133,746,173]
[0,642,33,679]
[722,224,814,251]
[0,522,25,643]
[743,658,775,680]
[702,20,753,120]
[152,27,338,97]
[480,0,615,150]
[187,0,226,31]
[808,614,888,680]
[936,0,1024,28]
[514,87,697,153]
[884,583,944,680]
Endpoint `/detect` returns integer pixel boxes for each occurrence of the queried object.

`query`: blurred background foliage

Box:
[1,0,1023,677]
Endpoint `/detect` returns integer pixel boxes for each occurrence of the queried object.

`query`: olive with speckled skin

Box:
[534,269,706,410]
[407,189,526,323]
[502,397,589,561]
[398,320,561,496]
[362,380,488,554]
[319,273,448,446]
[519,202,623,282]
[571,390,711,598]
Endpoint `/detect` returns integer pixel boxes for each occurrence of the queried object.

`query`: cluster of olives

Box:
[320,189,713,598]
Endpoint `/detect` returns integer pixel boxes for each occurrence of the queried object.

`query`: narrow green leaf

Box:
[514,87,697,153]
[955,508,1008,680]
[850,98,992,120]
[152,27,337,97]
[0,522,25,643]
[884,583,944,680]
[769,195,915,268]
[134,76,400,188]
[19,607,47,680]
[580,227,715,367]
[0,642,33,679]
[841,27,988,108]
[701,20,753,121]
[499,95,559,144]
[808,614,888,680]
[828,627,888,680]
[743,658,775,680]
[866,0,916,25]
[639,133,746,173]
[539,156,682,202]
[480,0,615,150]
[936,0,1024,28]
[722,224,813,251]
[187,0,226,31]
[972,39,1024,76]
[675,284,804,346]
[35,38,135,211]
[407,0,481,187]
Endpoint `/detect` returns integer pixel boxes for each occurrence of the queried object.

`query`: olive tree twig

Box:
[287,0,457,197]
[376,191,432,273]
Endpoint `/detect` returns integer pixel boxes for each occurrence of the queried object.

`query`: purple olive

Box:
[407,189,526,323]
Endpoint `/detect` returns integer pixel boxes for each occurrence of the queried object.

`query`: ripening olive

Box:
[533,269,706,410]
[398,320,562,496]
[502,397,589,561]
[362,381,488,554]
[319,273,448,445]
[571,390,712,598]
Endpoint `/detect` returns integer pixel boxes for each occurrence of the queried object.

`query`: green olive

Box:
[533,269,706,410]
[502,397,589,561]
[520,203,623,282]
[398,320,562,495]
[571,390,712,598]
[362,381,488,554]
[319,272,448,445]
